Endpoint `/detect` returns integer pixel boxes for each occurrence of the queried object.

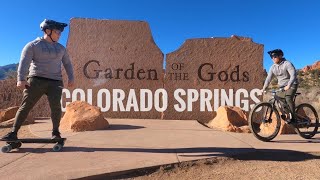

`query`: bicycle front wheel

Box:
[249,102,281,142]
[295,103,319,139]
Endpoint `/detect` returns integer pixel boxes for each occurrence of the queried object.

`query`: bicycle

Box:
[249,88,319,142]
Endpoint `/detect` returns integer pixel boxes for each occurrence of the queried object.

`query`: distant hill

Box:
[0,63,18,80]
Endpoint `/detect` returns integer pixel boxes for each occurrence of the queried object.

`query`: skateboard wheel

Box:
[1,145,12,153]
[53,144,63,152]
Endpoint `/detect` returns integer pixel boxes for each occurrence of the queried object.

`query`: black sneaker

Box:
[1,132,18,141]
[51,131,61,139]
[287,118,297,125]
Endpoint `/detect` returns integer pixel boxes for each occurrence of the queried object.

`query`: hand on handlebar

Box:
[284,85,290,91]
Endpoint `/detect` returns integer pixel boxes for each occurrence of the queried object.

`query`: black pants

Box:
[12,77,63,133]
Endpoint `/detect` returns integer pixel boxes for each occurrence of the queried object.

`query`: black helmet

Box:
[267,49,284,58]
[40,19,67,32]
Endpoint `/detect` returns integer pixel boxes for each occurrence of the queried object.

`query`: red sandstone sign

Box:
[61,18,264,121]
[0,18,264,120]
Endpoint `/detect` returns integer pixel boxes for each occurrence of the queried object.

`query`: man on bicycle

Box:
[262,49,299,123]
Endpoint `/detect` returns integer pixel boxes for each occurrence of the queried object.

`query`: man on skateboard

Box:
[1,19,74,141]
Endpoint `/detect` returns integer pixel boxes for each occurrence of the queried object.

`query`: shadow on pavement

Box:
[11,146,320,162]
[107,124,145,130]
[73,149,320,180]
[272,138,320,143]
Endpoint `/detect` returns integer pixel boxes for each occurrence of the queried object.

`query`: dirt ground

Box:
[105,151,320,180]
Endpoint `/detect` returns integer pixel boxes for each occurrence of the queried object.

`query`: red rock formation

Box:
[0,106,19,123]
[302,60,320,72]
[0,106,34,127]
[206,106,249,133]
[258,113,295,135]
[60,101,109,132]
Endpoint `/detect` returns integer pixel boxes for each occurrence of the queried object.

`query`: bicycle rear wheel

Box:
[295,103,319,139]
[249,102,281,142]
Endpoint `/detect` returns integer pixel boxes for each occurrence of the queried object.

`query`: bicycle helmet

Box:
[40,19,67,32]
[40,19,67,42]
[267,49,284,58]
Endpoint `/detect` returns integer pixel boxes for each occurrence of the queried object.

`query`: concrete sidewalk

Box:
[0,119,319,179]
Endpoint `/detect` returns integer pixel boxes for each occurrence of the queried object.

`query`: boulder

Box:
[60,101,109,132]
[206,106,249,133]
[279,120,296,134]
[0,116,35,128]
[0,106,19,123]
[258,113,295,135]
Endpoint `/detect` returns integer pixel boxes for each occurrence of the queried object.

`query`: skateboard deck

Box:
[0,138,66,143]
[0,138,66,153]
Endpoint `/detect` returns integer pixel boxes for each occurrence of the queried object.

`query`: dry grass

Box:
[295,87,320,116]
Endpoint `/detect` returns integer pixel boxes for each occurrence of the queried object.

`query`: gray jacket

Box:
[262,58,298,90]
[17,37,74,82]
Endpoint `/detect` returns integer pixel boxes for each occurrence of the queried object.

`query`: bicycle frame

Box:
[267,89,293,122]
[266,89,309,125]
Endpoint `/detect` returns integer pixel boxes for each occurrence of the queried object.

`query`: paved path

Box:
[0,119,319,179]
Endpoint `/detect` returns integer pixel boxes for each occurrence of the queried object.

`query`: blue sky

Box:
[0,0,319,69]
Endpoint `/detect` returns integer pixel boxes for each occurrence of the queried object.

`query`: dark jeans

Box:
[12,77,63,133]
[277,84,298,119]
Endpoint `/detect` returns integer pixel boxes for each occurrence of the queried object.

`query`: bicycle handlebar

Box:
[263,88,284,94]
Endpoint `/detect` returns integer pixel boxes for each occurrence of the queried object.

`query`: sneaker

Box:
[1,132,18,141]
[51,131,61,139]
[287,119,297,125]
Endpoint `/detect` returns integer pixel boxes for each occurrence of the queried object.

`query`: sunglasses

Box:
[53,29,62,35]
[271,54,279,59]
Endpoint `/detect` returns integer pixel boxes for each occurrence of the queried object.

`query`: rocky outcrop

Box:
[302,60,320,72]
[60,101,109,132]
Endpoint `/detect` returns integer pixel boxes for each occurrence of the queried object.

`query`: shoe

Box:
[1,132,18,141]
[51,130,61,139]
[287,119,297,125]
